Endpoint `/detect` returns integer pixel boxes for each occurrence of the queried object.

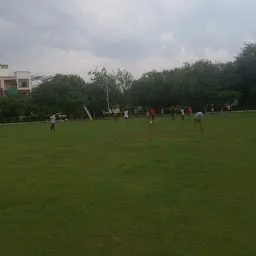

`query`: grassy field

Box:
[0,113,256,256]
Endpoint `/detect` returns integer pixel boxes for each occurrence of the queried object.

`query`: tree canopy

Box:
[1,42,256,122]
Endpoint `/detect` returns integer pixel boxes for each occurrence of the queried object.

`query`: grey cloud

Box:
[1,1,159,61]
[170,1,256,56]
[0,1,86,55]
[1,0,256,72]
[90,36,160,59]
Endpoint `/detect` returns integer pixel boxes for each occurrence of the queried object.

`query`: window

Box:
[18,79,29,88]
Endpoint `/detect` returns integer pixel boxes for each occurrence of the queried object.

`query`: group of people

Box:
[50,106,204,131]
[210,105,231,115]
[113,107,157,124]
[160,106,193,121]
[144,106,203,130]
[159,106,204,131]
[112,104,230,127]
[114,108,129,123]
[170,106,193,120]
[113,106,204,131]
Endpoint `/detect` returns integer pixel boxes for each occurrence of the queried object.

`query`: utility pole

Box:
[105,80,110,117]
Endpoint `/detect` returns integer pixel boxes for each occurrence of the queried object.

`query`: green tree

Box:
[31,74,87,118]
[88,67,123,110]
[236,42,256,107]
[0,95,30,123]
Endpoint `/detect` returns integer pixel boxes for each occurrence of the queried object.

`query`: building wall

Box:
[0,76,31,96]
[0,77,14,89]
[0,67,32,96]
[0,77,15,96]
[4,80,14,88]
[0,64,9,77]
[15,71,32,90]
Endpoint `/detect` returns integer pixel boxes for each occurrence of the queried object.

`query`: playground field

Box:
[0,113,256,256]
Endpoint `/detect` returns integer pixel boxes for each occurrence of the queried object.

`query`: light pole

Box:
[106,81,110,115]
[106,81,110,116]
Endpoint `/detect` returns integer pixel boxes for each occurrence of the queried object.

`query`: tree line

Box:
[1,42,256,123]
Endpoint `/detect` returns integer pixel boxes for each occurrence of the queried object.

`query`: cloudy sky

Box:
[0,0,255,78]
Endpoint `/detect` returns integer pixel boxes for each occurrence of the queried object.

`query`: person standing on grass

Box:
[194,112,204,131]
[181,107,185,120]
[146,110,150,122]
[149,108,156,123]
[188,106,192,119]
[124,108,129,121]
[50,115,56,131]
[204,104,208,114]
[211,105,215,115]
[161,108,164,116]
[114,110,119,123]
[227,105,231,114]
[171,106,175,120]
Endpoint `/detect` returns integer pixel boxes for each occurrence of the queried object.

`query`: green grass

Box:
[1,113,256,256]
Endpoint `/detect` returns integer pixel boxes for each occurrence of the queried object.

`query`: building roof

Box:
[0,76,15,79]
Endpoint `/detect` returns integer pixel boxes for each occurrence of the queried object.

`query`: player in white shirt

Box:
[124,109,129,121]
[194,112,204,131]
[211,106,214,115]
[113,108,120,123]
[146,110,150,122]
[180,108,185,120]
[50,115,56,131]
[227,105,231,114]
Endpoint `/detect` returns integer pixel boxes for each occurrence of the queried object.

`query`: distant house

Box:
[0,64,32,96]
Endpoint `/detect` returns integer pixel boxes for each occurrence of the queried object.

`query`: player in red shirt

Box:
[149,108,156,123]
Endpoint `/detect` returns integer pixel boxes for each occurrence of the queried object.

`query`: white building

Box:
[0,64,32,96]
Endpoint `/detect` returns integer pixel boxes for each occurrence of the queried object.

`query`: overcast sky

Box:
[0,0,255,78]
